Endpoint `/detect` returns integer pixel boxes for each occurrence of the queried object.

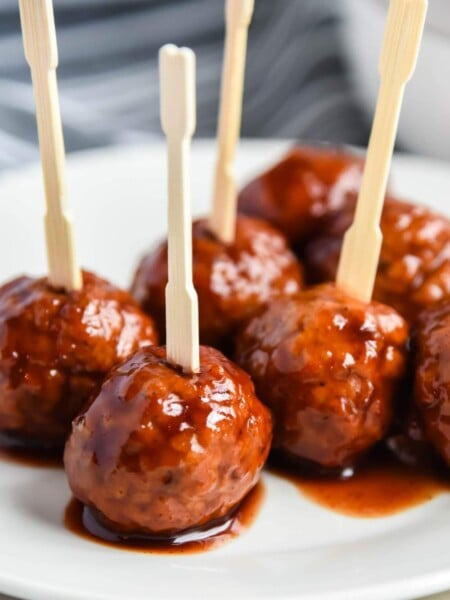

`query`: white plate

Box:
[0,140,450,600]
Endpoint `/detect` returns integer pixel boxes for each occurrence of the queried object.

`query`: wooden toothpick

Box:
[336,0,427,303]
[209,0,255,244]
[19,0,82,292]
[160,45,200,374]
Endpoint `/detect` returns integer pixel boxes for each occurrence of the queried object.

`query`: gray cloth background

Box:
[0,0,369,171]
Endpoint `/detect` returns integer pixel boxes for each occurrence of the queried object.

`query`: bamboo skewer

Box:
[160,45,200,374]
[210,0,255,244]
[19,0,82,292]
[336,0,427,303]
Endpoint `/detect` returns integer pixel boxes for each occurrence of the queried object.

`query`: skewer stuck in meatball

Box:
[236,284,409,472]
[0,271,158,450]
[305,198,450,323]
[132,214,303,351]
[64,345,272,537]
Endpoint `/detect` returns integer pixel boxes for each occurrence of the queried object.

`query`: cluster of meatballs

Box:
[1,144,449,545]
[239,146,450,470]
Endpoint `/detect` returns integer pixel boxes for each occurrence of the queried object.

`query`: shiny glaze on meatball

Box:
[305,198,450,323]
[238,145,363,247]
[131,215,303,350]
[414,301,450,466]
[235,284,409,470]
[64,345,272,536]
[0,271,158,448]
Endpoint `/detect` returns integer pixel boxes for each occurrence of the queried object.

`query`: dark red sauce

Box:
[269,449,450,518]
[0,433,62,468]
[64,482,265,554]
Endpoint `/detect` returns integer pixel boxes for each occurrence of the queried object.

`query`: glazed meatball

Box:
[0,271,158,449]
[131,215,303,350]
[413,301,450,467]
[236,284,409,470]
[238,145,363,247]
[305,198,450,323]
[64,345,272,537]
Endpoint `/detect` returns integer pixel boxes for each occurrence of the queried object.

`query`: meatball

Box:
[235,284,409,470]
[386,409,438,469]
[305,198,450,323]
[0,271,158,449]
[131,215,303,350]
[238,145,363,247]
[413,301,450,467]
[64,345,272,537]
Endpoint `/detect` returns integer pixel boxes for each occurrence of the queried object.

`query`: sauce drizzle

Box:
[269,449,450,518]
[64,482,265,554]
